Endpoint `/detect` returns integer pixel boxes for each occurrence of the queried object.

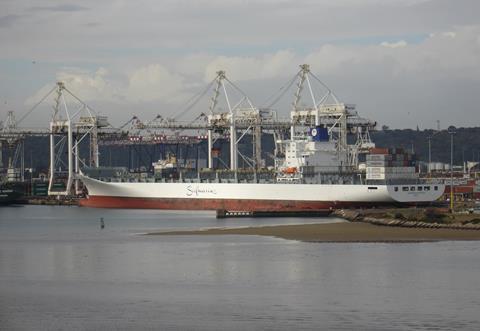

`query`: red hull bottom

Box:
[79,195,396,212]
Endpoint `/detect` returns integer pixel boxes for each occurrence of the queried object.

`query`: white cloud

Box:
[381,40,408,48]
[204,50,296,82]
[304,44,366,75]
[126,64,186,103]
[25,67,121,106]
[442,31,456,38]
[27,64,190,107]
[56,67,119,101]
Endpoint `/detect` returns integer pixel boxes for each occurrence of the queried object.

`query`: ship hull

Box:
[0,184,24,205]
[79,175,444,211]
[79,195,394,211]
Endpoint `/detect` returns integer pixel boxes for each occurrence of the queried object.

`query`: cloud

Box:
[0,14,21,28]
[57,67,120,101]
[126,64,186,103]
[28,4,89,12]
[381,40,408,48]
[27,64,188,107]
[83,22,101,28]
[0,0,478,66]
[25,67,121,106]
[204,50,297,82]
[442,31,456,38]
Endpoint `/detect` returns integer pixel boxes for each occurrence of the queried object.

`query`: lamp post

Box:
[428,136,432,174]
[427,130,440,176]
[447,126,456,212]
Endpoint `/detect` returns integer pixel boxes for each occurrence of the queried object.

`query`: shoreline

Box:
[147,221,480,243]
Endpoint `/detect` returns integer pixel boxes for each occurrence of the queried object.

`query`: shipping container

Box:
[366,154,392,161]
[366,161,389,167]
[369,147,389,155]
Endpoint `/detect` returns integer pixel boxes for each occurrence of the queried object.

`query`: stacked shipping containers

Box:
[366,148,417,180]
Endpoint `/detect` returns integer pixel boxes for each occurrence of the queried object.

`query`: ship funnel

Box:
[310,126,329,141]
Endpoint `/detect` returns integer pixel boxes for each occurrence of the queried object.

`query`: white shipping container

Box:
[366,167,405,174]
[367,173,385,180]
[367,167,386,173]
[366,154,392,161]
[366,161,389,167]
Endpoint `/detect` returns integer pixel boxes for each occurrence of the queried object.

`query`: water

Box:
[1,206,480,330]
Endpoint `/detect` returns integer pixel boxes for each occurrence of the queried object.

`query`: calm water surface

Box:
[1,206,480,330]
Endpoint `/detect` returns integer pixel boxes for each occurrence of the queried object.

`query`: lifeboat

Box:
[282,167,298,174]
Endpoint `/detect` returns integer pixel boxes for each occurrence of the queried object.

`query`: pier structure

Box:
[1,111,53,182]
[0,82,114,196]
[46,83,112,195]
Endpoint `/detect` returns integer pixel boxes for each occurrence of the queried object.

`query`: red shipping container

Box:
[369,147,389,154]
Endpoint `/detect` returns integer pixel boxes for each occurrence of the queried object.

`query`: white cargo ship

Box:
[79,109,444,212]
[79,175,444,212]
[79,66,444,212]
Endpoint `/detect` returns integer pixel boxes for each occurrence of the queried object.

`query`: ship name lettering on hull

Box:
[186,185,217,197]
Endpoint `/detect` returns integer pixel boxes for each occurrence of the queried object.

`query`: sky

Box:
[0,0,479,129]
